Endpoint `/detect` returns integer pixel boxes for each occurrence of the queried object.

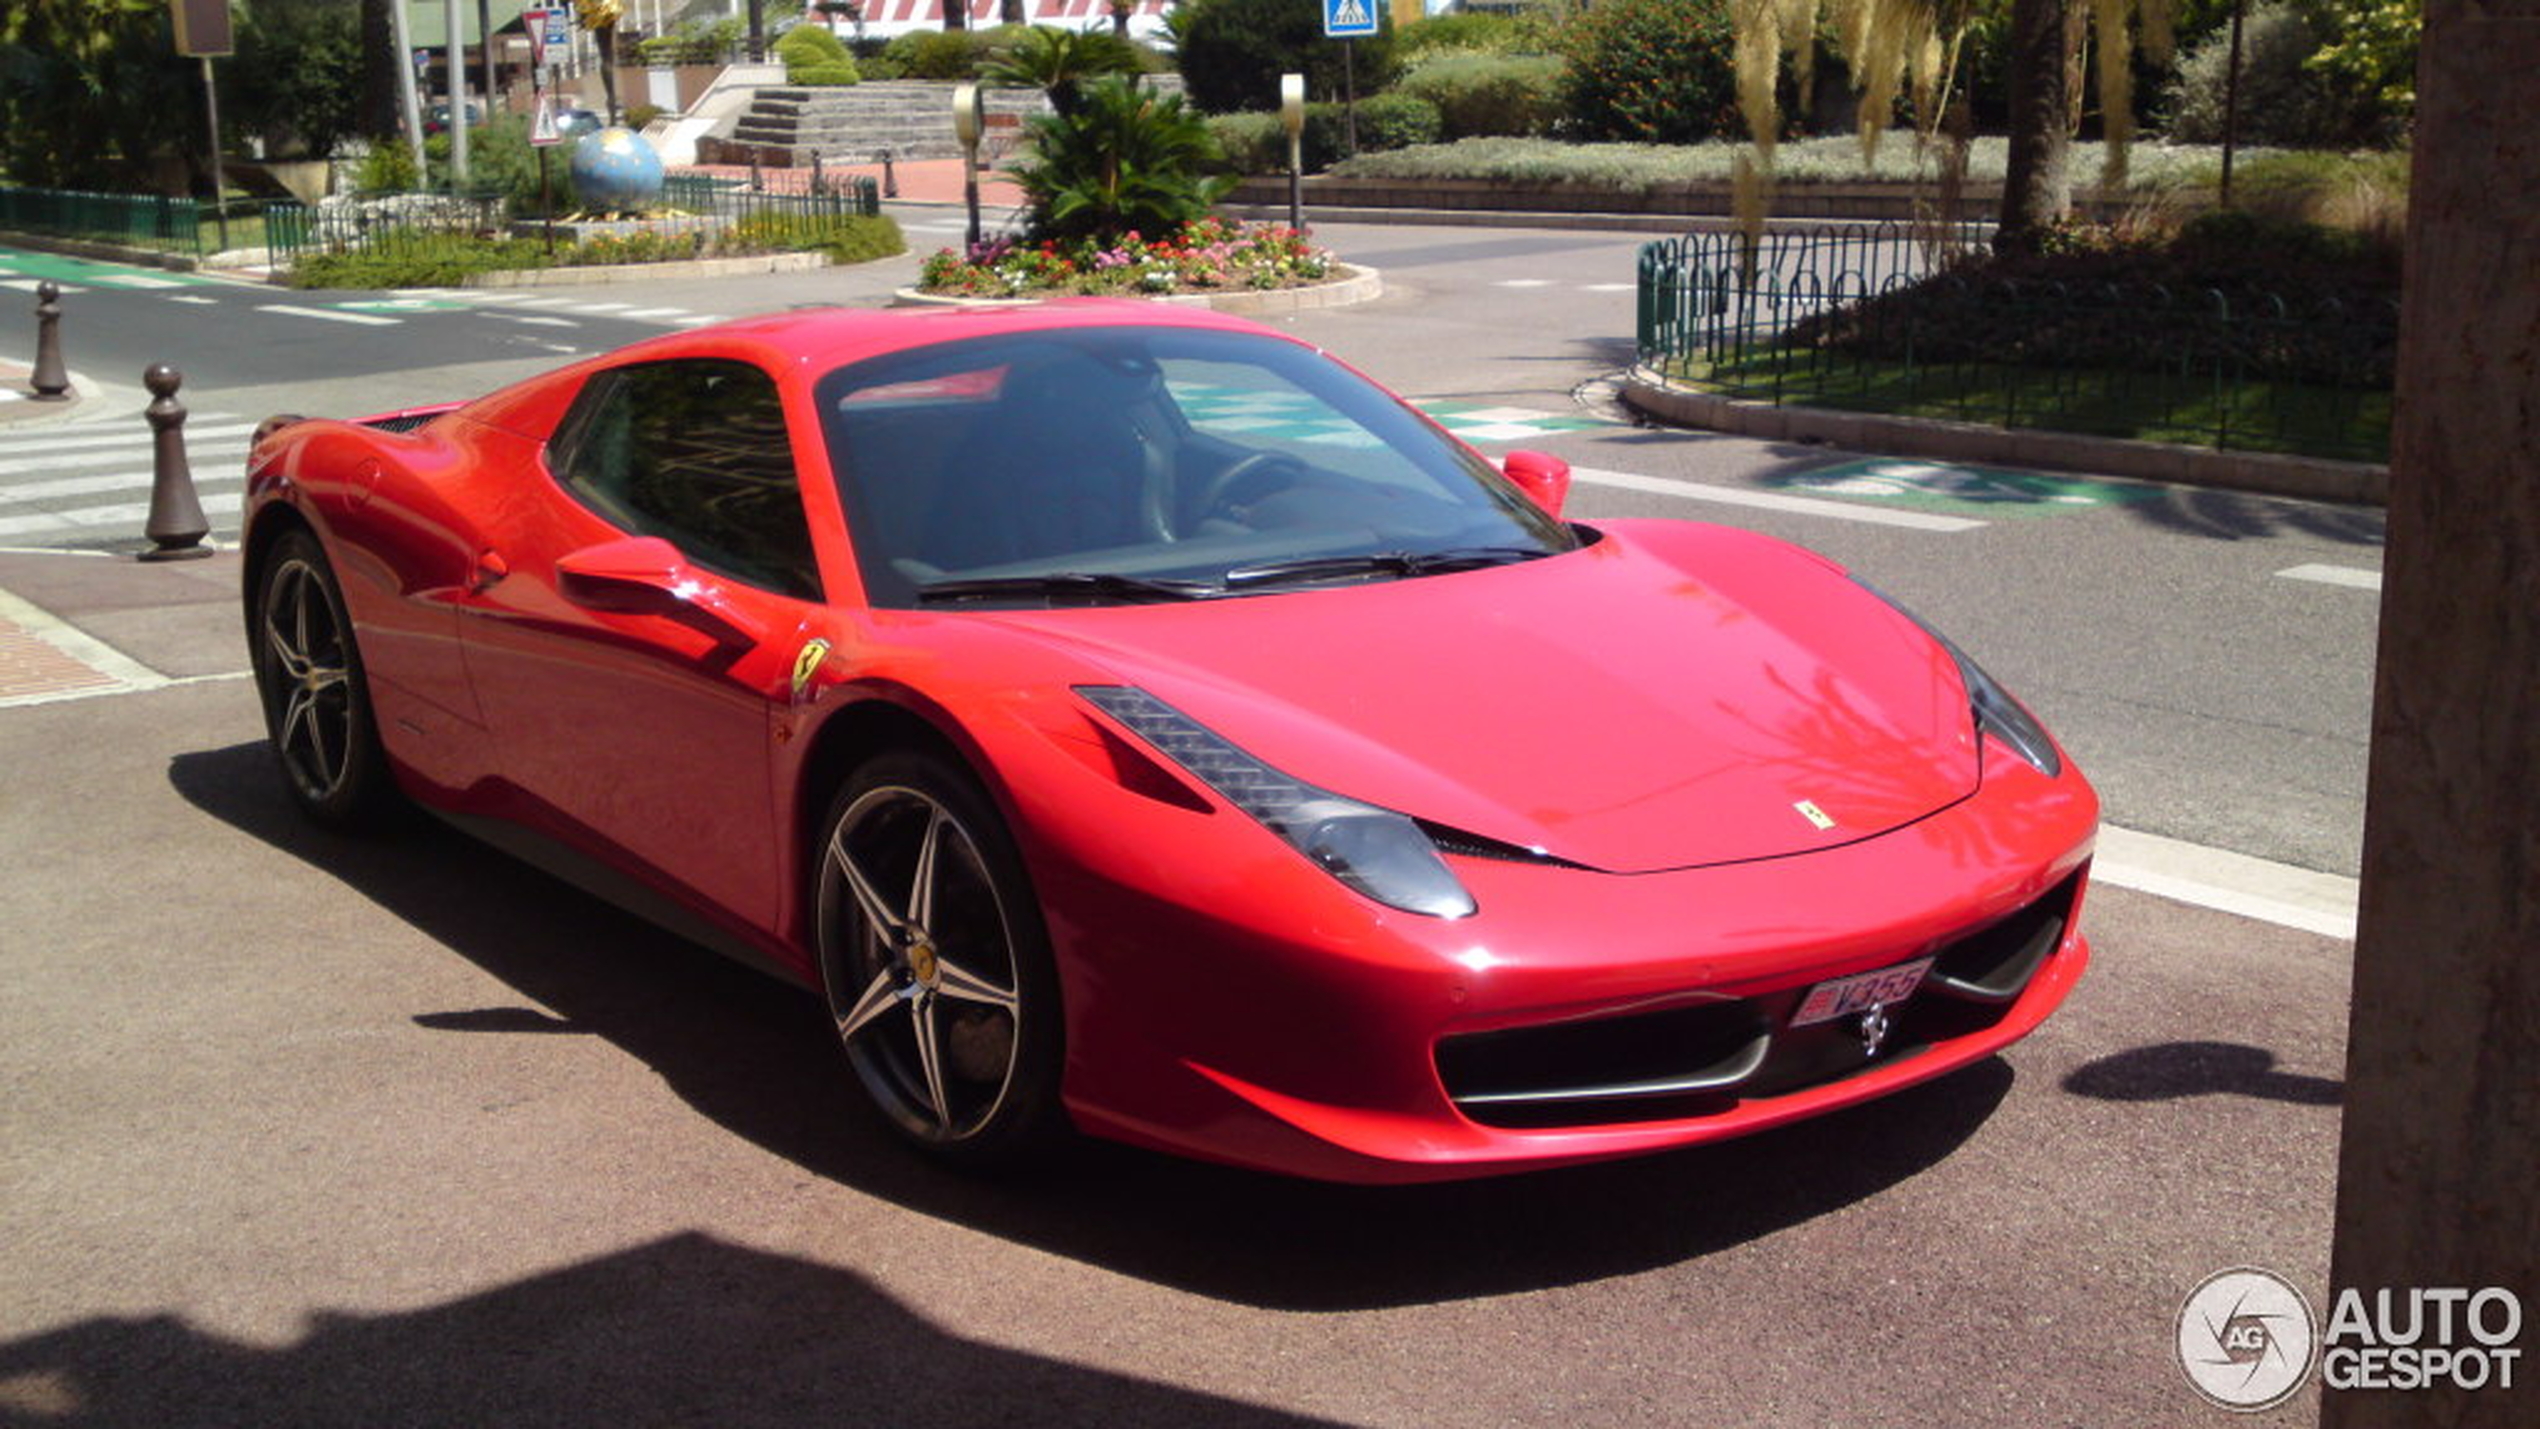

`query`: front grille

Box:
[1437,870,2081,1129]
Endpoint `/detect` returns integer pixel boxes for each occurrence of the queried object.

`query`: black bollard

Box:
[29,280,70,401]
[811,153,826,197]
[139,364,212,562]
[877,149,897,199]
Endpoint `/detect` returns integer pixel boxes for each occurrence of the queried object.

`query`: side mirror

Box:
[557,536,766,647]
[1501,450,1572,520]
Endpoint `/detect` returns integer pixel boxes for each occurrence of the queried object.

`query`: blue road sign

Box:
[1323,0,1378,38]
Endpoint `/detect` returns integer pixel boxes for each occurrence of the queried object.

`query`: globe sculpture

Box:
[569,126,666,213]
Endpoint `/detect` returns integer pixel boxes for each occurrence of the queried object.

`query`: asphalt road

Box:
[3,646,2347,1427]
[0,219,2384,1425]
[4,220,2378,877]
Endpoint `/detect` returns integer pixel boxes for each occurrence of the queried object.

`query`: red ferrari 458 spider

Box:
[242,299,2097,1183]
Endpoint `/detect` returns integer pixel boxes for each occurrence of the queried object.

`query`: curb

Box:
[1620,368,2390,507]
[888,263,1383,316]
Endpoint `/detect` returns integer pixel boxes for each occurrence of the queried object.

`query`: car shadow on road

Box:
[2062,1040,2343,1106]
[171,739,2013,1313]
[0,1232,1349,1429]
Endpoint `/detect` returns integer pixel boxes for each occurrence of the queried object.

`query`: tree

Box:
[0,0,200,190]
[983,25,1143,118]
[1008,76,1235,243]
[1995,0,2072,253]
[232,0,366,158]
[578,0,626,124]
[1720,0,2178,254]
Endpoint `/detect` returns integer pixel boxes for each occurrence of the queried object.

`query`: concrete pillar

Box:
[2323,5,2540,1427]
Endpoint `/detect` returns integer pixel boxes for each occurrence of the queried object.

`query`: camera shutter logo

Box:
[2179,1268,2318,1410]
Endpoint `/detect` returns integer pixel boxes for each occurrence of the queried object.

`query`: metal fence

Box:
[0,183,214,258]
[1638,223,2396,463]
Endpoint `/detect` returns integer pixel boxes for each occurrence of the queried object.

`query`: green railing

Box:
[0,183,209,257]
[1638,224,2396,463]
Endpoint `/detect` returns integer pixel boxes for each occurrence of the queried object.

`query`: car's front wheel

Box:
[251,529,396,827]
[814,750,1066,1165]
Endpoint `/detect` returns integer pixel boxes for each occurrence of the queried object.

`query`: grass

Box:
[1325,136,2252,194]
[1671,347,2393,463]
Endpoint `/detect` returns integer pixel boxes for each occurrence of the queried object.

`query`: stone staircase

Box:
[700,81,1051,167]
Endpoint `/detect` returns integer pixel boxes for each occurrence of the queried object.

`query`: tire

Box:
[251,529,397,828]
[814,749,1068,1165]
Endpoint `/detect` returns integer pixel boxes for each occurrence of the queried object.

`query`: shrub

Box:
[1008,76,1237,243]
[777,22,860,84]
[1397,53,1566,140]
[353,140,418,194]
[1300,94,1441,167]
[1204,111,1290,174]
[1395,10,1547,62]
[1558,0,1741,145]
[1176,0,1402,115]
[2162,4,2338,146]
[881,26,1001,80]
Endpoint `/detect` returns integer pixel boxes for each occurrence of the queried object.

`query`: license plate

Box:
[1791,957,1934,1027]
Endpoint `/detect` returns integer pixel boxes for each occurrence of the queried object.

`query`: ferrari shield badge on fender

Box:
[790,638,832,704]
[1794,799,1837,831]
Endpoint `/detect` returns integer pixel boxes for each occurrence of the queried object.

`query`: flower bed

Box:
[917,218,1334,299]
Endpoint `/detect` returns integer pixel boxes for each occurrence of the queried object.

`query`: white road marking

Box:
[257,304,402,327]
[2278,563,2382,592]
[1569,465,1989,532]
[0,490,243,538]
[2093,825,2358,940]
[0,463,247,502]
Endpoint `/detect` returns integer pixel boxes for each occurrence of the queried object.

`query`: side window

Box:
[549,358,822,600]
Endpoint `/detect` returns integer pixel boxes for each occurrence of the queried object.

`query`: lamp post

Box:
[953,82,984,253]
[1280,74,1306,233]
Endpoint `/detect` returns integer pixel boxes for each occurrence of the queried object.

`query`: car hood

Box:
[975,521,1980,875]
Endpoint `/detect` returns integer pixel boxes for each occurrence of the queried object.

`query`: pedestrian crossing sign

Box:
[1323,0,1378,38]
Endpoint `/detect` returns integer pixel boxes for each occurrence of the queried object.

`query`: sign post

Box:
[170,0,235,251]
[524,10,562,252]
[1321,0,1377,158]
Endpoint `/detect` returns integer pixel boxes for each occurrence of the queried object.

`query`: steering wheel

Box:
[1187,451,1310,533]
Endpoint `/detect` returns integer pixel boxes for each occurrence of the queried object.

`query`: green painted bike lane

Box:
[0,245,227,293]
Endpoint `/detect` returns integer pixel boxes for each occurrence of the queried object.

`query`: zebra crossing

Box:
[376,288,728,328]
[0,414,254,549]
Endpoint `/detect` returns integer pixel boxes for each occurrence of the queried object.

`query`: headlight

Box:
[1077,686,1478,919]
[1855,582,2063,779]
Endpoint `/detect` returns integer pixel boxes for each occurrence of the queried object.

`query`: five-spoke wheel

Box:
[815,751,1064,1162]
[252,530,393,826]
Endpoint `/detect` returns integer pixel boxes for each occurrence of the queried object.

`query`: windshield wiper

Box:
[1222,546,1550,590]
[917,572,1216,606]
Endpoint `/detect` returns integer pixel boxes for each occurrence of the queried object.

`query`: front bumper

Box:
[1028,747,2099,1184]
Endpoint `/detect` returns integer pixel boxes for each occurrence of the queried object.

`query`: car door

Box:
[459,356,825,936]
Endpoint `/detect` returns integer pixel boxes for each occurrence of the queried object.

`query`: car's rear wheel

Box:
[814,750,1066,1164]
[251,529,395,827]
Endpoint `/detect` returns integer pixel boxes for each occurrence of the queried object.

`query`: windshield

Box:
[815,325,1579,608]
